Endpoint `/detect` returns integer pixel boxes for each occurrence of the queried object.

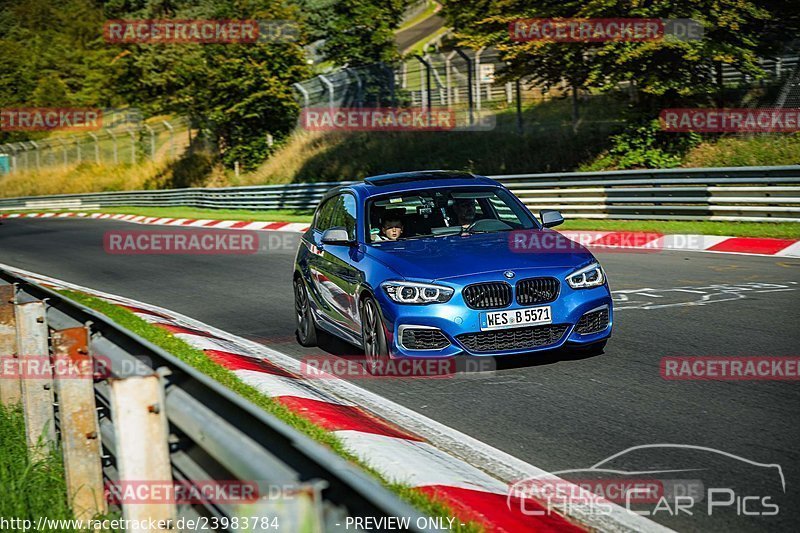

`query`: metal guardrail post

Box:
[52,326,106,519]
[15,301,56,460]
[109,373,176,529]
[0,285,21,406]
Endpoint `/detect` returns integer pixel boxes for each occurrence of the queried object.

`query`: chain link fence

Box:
[0,111,189,175]
[293,47,800,132]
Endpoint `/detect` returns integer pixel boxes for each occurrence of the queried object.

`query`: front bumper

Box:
[374,282,613,358]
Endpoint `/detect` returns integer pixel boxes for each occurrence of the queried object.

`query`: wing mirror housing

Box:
[540,209,565,228]
[321,227,353,245]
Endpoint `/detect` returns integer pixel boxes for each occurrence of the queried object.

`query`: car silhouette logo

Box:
[504,270,515,279]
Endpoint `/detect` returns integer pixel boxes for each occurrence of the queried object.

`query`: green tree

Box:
[441,0,800,107]
[318,0,407,66]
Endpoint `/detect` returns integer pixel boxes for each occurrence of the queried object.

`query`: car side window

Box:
[328,194,357,240]
[488,196,519,224]
[314,198,335,231]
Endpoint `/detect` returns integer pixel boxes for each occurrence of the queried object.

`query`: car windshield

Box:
[367,187,537,243]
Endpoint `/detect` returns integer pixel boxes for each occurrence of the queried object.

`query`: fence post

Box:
[58,138,68,166]
[318,75,335,111]
[109,374,175,530]
[475,47,484,113]
[29,141,41,170]
[144,125,156,160]
[345,68,363,108]
[0,285,21,406]
[293,83,310,109]
[52,326,106,519]
[162,121,176,160]
[15,301,56,460]
[445,51,457,106]
[455,49,474,124]
[516,78,524,134]
[127,128,136,165]
[414,55,432,111]
[88,132,100,164]
[108,130,118,164]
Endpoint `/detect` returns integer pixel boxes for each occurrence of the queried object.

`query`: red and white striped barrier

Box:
[3,211,797,257]
[0,263,673,533]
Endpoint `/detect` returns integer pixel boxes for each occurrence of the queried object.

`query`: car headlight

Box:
[566,262,605,289]
[382,281,454,304]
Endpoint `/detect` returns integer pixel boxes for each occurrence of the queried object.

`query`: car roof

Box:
[320,170,500,203]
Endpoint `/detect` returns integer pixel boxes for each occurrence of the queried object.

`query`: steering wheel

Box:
[464,218,513,233]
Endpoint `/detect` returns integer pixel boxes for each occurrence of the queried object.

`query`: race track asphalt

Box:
[1,217,798,532]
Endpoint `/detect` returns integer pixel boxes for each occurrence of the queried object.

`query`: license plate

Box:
[480,306,552,331]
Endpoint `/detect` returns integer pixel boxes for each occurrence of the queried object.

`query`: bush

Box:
[584,119,701,170]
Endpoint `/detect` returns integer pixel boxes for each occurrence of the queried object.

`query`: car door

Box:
[311,193,361,334]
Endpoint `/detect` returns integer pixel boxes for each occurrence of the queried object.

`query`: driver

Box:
[453,198,477,228]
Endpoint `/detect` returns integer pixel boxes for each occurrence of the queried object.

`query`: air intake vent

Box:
[462,282,512,310]
[516,277,560,306]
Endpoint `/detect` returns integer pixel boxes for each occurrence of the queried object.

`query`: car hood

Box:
[364,229,595,281]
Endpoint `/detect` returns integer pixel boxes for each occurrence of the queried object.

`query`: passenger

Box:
[374,214,404,241]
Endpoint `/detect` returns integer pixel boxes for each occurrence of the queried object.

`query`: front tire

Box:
[294,277,318,347]
[360,296,390,375]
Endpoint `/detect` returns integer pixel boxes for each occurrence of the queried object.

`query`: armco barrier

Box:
[0,165,798,222]
[0,270,429,531]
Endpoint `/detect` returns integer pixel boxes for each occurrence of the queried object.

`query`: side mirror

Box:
[540,209,564,228]
[321,227,352,245]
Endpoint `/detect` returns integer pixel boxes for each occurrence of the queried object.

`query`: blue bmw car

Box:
[293,171,612,372]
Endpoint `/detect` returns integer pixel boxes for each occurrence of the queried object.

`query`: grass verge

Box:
[559,219,800,239]
[0,404,80,531]
[5,206,798,239]
[58,290,483,532]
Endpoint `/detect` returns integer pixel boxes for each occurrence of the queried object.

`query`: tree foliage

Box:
[0,0,311,168]
[440,0,800,105]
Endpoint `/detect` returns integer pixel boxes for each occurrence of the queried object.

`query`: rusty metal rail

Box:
[0,268,428,531]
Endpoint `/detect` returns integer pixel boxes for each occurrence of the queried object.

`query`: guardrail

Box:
[0,269,428,531]
[1,165,798,222]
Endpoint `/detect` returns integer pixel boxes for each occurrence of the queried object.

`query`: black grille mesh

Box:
[401,328,450,350]
[457,324,569,353]
[575,308,609,335]
[516,277,560,306]
[462,282,512,309]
